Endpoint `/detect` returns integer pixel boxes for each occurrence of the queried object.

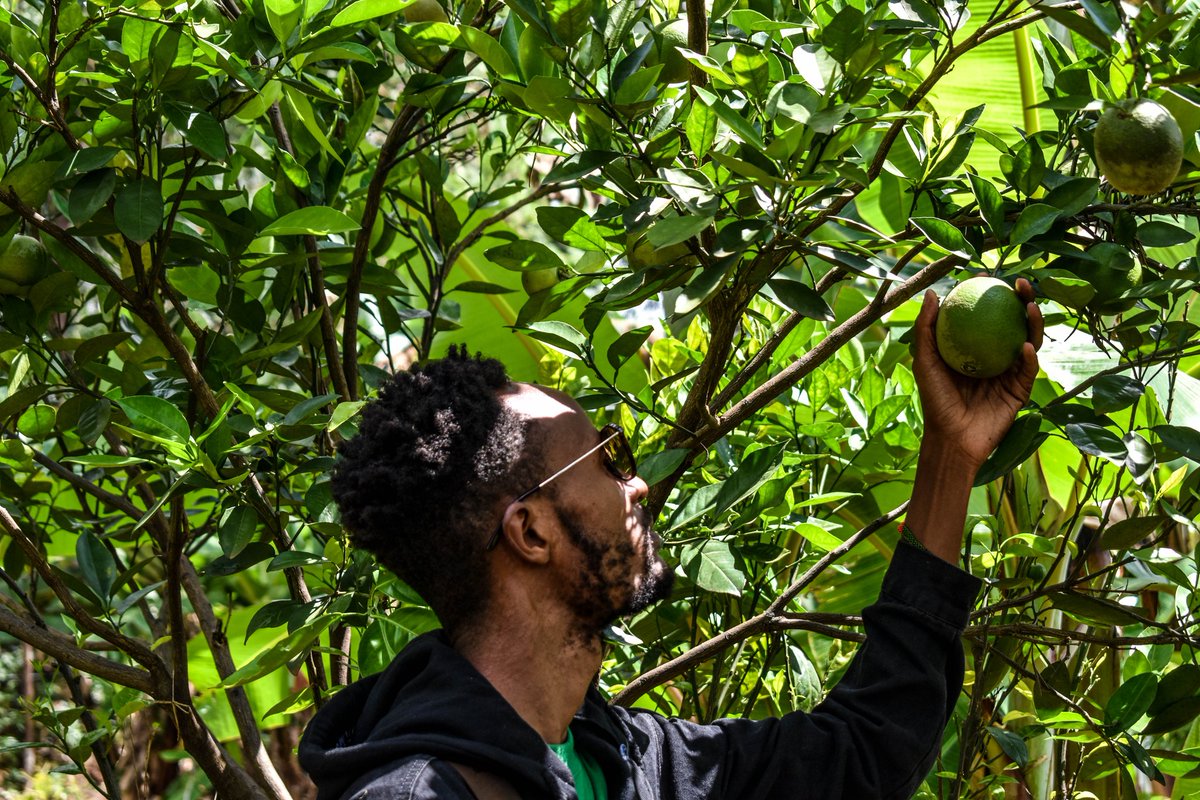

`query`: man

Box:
[299,283,1043,799]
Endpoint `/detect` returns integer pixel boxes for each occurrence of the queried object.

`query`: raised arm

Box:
[905,278,1043,563]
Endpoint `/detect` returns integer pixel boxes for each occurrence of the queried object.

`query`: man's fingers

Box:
[914,290,939,355]
[1026,300,1044,351]
[1018,341,1040,388]
[1015,277,1035,304]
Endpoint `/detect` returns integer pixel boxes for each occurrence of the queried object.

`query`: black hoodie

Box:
[299,542,981,800]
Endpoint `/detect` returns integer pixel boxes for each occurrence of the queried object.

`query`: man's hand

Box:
[913,277,1044,472]
[904,277,1043,563]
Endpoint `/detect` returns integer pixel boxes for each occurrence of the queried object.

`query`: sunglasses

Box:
[484,423,638,551]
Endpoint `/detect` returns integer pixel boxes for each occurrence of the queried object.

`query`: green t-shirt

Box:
[548,727,608,800]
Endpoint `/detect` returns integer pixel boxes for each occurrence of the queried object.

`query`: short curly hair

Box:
[331,347,542,633]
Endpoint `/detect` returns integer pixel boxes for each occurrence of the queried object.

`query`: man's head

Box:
[331,348,672,641]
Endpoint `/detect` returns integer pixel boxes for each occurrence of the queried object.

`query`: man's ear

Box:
[498,501,552,565]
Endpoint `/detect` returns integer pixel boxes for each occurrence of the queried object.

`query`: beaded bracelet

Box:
[897,522,929,553]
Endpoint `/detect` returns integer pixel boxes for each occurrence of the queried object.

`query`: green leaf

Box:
[121,17,155,62]
[1139,221,1195,247]
[267,550,326,571]
[451,281,516,294]
[986,727,1029,768]
[283,393,338,426]
[637,448,688,487]
[203,541,275,577]
[58,147,119,177]
[1044,177,1099,219]
[667,481,723,531]
[910,217,976,258]
[62,454,151,468]
[17,404,56,439]
[1010,203,1058,244]
[486,240,565,271]
[1149,665,1200,716]
[68,169,116,226]
[261,206,358,236]
[522,320,586,356]
[686,101,717,160]
[682,539,745,596]
[1049,591,1146,627]
[245,599,303,640]
[76,532,117,601]
[607,325,651,370]
[218,616,334,688]
[1065,422,1126,462]
[459,26,518,79]
[1098,516,1164,550]
[114,581,164,616]
[1106,673,1158,733]
[543,0,589,45]
[1091,375,1144,414]
[1142,696,1200,735]
[283,86,344,166]
[795,522,843,552]
[712,444,785,517]
[117,396,191,444]
[969,172,1005,238]
[767,279,834,321]
[693,87,765,150]
[219,506,258,558]
[645,216,710,249]
[535,207,606,251]
[331,0,416,26]
[1154,425,1200,463]
[184,111,227,161]
[328,400,366,432]
[114,179,164,244]
[169,266,220,305]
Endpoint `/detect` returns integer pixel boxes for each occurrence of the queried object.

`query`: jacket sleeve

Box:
[623,541,982,800]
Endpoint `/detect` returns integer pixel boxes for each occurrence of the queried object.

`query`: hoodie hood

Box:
[299,630,586,799]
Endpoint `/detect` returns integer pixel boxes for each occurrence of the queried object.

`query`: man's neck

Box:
[454,600,602,744]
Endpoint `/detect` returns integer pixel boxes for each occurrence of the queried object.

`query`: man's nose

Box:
[627,474,649,503]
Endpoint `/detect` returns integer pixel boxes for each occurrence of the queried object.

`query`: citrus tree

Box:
[1,0,1199,797]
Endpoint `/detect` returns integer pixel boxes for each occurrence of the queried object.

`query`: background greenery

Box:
[1,0,1199,797]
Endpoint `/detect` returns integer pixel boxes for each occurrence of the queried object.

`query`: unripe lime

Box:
[1094,98,1183,195]
[0,234,52,291]
[404,0,448,22]
[521,267,559,294]
[655,20,690,84]
[935,277,1028,379]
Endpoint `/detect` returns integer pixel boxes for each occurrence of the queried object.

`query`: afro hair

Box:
[331,347,542,633]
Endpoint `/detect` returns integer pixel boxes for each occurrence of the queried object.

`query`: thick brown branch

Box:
[180,562,290,799]
[0,505,168,681]
[0,604,156,694]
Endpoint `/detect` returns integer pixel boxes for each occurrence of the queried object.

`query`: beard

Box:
[555,501,674,640]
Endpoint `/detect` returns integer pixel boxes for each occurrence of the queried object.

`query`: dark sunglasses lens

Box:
[604,434,636,479]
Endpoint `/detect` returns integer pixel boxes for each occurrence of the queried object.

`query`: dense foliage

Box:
[1,0,1199,797]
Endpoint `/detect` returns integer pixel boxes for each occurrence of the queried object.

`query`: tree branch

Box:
[0,504,168,683]
[614,503,905,705]
[0,603,156,694]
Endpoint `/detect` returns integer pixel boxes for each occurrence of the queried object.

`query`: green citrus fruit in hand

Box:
[935,277,1028,379]
[1094,98,1183,195]
[1081,243,1142,314]
[0,234,52,293]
